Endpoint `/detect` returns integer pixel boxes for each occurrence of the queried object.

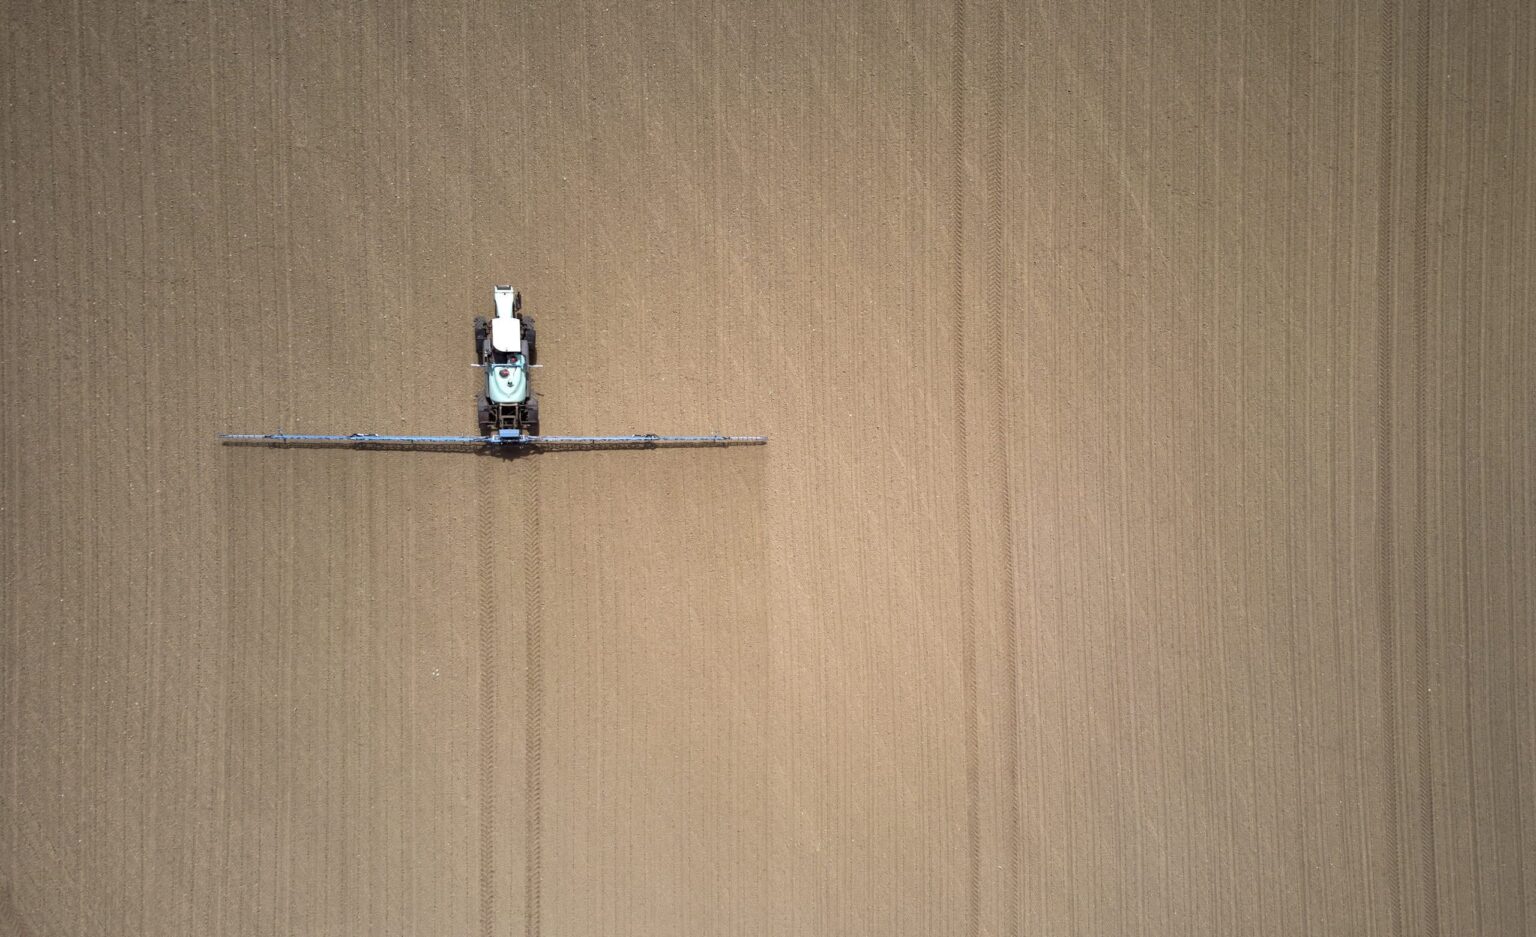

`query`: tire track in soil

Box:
[479,458,497,937]
[979,1,1020,933]
[1374,1,1404,932]
[524,461,543,937]
[1408,0,1439,931]
[948,2,979,935]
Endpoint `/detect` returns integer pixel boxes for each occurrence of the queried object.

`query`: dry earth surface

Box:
[3,1,1533,935]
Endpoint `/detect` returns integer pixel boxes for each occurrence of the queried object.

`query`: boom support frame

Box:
[219,430,768,449]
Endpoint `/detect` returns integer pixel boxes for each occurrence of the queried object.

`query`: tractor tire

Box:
[524,397,540,437]
[473,316,489,359]
[523,324,537,365]
[476,397,492,434]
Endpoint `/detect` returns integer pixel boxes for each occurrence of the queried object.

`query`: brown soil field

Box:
[3,1,1533,934]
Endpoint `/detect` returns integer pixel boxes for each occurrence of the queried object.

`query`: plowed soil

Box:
[3,2,1533,935]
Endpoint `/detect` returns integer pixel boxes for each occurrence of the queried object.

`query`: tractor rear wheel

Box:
[524,397,540,437]
[476,397,492,434]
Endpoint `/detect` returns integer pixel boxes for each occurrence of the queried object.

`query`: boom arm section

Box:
[219,431,768,449]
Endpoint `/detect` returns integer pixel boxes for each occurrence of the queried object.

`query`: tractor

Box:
[221,283,766,452]
[475,285,539,436]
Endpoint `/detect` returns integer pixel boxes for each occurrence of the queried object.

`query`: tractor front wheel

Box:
[473,316,489,359]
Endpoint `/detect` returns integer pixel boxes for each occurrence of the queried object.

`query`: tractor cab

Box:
[487,356,528,403]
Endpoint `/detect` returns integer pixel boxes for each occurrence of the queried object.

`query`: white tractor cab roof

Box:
[491,285,521,353]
